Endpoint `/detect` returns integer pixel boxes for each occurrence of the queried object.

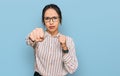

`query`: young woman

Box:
[26,4,78,76]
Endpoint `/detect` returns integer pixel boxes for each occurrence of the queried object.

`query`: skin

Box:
[29,8,68,50]
[44,8,59,36]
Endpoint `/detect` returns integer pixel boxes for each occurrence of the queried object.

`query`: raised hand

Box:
[29,28,44,42]
[58,35,68,50]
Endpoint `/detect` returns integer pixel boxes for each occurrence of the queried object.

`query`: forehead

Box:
[44,8,58,17]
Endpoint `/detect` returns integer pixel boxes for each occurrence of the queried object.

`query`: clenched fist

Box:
[29,28,44,42]
[58,35,68,50]
[58,35,66,44]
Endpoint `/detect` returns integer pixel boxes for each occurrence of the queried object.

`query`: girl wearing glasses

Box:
[26,4,78,76]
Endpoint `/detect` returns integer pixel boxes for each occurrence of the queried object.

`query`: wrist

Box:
[60,43,69,53]
[62,45,69,53]
[62,46,68,50]
[62,49,69,53]
[61,43,66,47]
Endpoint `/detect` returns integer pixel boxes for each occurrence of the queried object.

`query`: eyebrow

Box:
[44,16,59,17]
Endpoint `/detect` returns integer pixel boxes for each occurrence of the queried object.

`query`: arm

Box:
[62,37,78,74]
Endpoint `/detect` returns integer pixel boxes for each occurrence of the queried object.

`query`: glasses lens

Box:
[44,16,59,22]
[53,17,58,22]
[44,17,50,22]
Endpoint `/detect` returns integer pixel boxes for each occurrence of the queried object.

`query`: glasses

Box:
[44,16,59,22]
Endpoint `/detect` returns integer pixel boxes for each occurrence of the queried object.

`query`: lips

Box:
[49,26,55,29]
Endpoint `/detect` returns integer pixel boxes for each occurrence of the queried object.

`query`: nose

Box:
[49,19,53,24]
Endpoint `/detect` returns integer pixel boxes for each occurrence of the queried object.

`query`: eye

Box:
[45,17,50,20]
[53,17,57,19]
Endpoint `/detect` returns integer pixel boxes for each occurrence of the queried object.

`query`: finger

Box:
[36,29,40,40]
[29,32,35,41]
[30,32,34,41]
[60,35,66,44]
[33,30,37,41]
[39,28,44,38]
[58,36,63,44]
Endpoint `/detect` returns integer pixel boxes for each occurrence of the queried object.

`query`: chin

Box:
[49,30,55,33]
[48,29,55,32]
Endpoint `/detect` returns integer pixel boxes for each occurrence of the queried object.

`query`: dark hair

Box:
[42,4,62,25]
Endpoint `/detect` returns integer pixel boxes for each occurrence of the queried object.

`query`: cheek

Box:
[44,23,49,28]
[55,21,60,26]
[54,23,59,28]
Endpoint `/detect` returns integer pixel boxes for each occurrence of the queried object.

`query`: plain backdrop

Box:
[0,0,120,76]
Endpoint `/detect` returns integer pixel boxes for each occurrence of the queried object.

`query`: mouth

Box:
[49,26,55,29]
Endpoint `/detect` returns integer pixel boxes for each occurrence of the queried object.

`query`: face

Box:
[44,8,60,34]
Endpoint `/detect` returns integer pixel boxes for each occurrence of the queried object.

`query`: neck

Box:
[47,30,59,36]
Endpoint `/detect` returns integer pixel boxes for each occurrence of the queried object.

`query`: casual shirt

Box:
[26,31,78,76]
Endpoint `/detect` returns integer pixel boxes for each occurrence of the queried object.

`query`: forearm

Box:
[62,37,78,74]
[62,44,78,74]
[63,53,78,74]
